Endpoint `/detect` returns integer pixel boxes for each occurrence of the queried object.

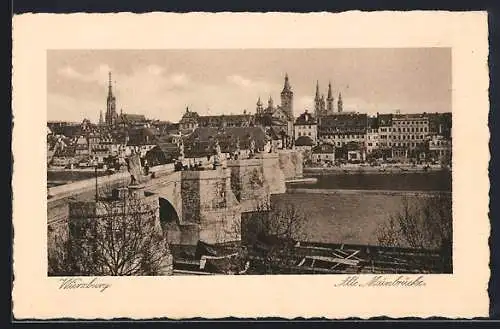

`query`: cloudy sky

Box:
[47,48,451,123]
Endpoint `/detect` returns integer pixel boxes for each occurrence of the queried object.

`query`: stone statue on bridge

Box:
[249,138,256,158]
[234,137,240,159]
[264,139,273,153]
[179,140,185,160]
[213,140,222,167]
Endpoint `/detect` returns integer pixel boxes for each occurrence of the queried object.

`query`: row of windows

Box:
[321,135,364,139]
[380,127,428,133]
[296,125,314,129]
[379,134,426,140]
[430,140,451,147]
[297,132,313,137]
[393,120,428,125]
[380,142,425,148]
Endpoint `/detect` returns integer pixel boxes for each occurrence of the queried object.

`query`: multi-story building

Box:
[365,116,379,154]
[312,143,335,165]
[317,113,367,148]
[429,135,452,165]
[390,113,430,160]
[294,110,317,144]
[376,113,393,150]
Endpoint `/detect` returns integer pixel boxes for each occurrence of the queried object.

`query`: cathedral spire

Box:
[327,81,334,114]
[108,72,113,96]
[268,96,274,108]
[337,92,343,113]
[315,80,320,100]
[105,71,117,125]
[256,96,263,114]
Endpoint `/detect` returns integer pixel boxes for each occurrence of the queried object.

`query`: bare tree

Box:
[241,200,307,274]
[376,193,452,272]
[48,190,172,276]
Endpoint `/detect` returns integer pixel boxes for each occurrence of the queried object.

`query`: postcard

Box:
[12,11,490,319]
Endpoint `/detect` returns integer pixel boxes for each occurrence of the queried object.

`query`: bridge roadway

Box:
[47,150,304,246]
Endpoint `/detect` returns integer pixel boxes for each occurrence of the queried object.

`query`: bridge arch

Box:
[158,197,180,232]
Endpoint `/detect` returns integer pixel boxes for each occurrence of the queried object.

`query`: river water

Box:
[294,171,452,191]
[275,171,452,246]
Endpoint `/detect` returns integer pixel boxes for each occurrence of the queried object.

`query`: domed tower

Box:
[280,73,294,120]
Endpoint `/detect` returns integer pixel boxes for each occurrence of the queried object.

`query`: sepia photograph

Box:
[46,48,453,277]
[13,12,489,319]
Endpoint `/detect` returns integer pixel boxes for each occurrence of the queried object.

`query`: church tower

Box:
[337,92,343,113]
[105,72,117,125]
[99,110,103,125]
[314,81,321,118]
[327,81,334,114]
[256,97,263,114]
[320,94,326,114]
[280,73,294,120]
[268,95,274,109]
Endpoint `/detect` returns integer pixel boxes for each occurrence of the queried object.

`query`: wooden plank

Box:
[307,255,359,266]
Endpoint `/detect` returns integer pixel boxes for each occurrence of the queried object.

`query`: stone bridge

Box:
[47,150,303,251]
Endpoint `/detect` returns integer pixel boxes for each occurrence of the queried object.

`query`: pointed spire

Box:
[282,73,291,92]
[315,80,320,99]
[327,81,333,99]
[108,72,113,95]
[257,96,262,106]
[268,96,274,108]
[337,92,343,112]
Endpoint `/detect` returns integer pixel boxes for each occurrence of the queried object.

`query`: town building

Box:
[294,110,317,145]
[390,113,430,161]
[345,141,366,163]
[145,137,181,167]
[182,126,267,159]
[311,143,335,165]
[429,135,452,165]
[317,113,368,149]
[365,116,380,154]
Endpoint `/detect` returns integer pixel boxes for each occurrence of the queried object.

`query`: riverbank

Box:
[287,188,451,196]
[285,177,318,184]
[304,166,450,175]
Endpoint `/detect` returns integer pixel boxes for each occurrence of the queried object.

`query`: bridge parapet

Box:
[227,158,270,212]
[278,149,304,180]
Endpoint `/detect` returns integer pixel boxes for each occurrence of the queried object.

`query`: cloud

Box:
[169,73,189,87]
[226,75,253,88]
[48,93,102,123]
[57,66,84,80]
[296,96,314,114]
[146,64,164,76]
[50,66,292,123]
